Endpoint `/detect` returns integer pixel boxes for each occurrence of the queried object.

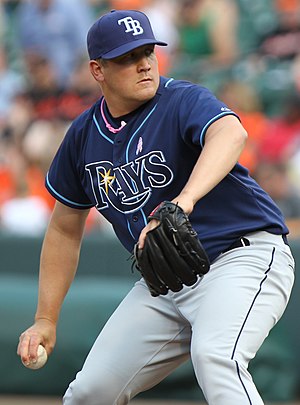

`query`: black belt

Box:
[223,234,289,254]
[282,234,289,246]
[223,237,250,254]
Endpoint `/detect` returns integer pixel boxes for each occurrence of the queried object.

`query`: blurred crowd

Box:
[1,0,300,238]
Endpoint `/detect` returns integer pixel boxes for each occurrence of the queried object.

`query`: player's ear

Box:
[89,59,105,82]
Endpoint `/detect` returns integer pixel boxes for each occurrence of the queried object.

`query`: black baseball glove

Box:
[133,201,210,296]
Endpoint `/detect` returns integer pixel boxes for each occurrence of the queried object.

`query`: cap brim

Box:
[101,39,168,60]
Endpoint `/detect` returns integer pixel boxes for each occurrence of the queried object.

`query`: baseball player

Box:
[17,9,295,405]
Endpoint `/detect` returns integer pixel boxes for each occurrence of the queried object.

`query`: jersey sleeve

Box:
[46,121,94,210]
[178,85,240,148]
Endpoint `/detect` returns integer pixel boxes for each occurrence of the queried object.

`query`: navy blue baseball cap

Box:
[87,9,168,60]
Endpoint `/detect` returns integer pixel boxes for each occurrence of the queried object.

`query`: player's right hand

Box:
[17,318,56,366]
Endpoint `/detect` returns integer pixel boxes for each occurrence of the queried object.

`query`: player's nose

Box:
[137,56,151,72]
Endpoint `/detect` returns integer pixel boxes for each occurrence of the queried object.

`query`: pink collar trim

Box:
[100,98,126,134]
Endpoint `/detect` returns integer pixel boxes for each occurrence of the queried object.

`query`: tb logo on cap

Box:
[118,17,144,36]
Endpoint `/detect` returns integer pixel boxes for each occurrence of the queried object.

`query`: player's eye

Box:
[144,47,155,57]
[125,52,136,60]
[114,52,136,64]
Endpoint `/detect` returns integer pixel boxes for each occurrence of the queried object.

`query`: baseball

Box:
[22,344,48,370]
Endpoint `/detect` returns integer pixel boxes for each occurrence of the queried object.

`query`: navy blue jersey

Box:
[46,76,288,262]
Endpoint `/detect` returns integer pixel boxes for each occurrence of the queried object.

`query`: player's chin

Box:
[136,85,157,101]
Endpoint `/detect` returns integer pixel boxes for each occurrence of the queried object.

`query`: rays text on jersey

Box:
[85,151,173,213]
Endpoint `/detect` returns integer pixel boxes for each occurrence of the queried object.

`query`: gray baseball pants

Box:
[63,231,295,405]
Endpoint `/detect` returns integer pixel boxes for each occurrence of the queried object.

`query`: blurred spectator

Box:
[21,51,61,120]
[16,0,93,88]
[1,0,300,237]
[0,116,104,234]
[21,119,66,177]
[0,2,5,42]
[288,137,300,194]
[276,0,299,13]
[258,91,300,162]
[143,0,179,75]
[0,119,64,212]
[172,0,239,80]
[291,49,300,92]
[0,134,21,206]
[58,56,100,121]
[14,53,99,122]
[1,0,23,71]
[109,0,147,9]
[260,0,300,60]
[0,1,104,237]
[217,80,270,174]
[0,185,51,236]
[87,0,109,18]
[2,93,34,143]
[253,161,300,238]
[142,0,179,55]
[0,46,24,129]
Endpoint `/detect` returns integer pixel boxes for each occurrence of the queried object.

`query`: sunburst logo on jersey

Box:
[98,168,115,194]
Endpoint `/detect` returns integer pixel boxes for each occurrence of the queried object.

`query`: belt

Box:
[223,234,289,254]
[282,234,289,246]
